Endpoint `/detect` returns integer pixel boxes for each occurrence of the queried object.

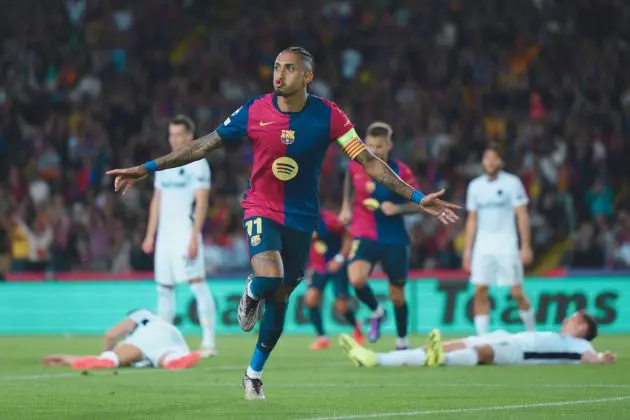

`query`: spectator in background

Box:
[0,211,11,280]
[14,213,53,272]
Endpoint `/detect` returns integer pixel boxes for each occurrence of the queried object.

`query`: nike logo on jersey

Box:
[259,121,274,126]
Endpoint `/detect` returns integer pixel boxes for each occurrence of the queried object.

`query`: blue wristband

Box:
[143,160,158,173]
[410,190,425,204]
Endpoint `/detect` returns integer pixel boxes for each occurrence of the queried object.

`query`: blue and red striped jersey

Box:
[216,93,363,232]
[349,159,419,245]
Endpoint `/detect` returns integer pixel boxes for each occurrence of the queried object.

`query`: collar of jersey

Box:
[272,93,311,115]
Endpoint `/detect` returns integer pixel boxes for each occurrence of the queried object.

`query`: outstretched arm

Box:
[154,132,223,171]
[353,148,460,223]
[107,132,223,194]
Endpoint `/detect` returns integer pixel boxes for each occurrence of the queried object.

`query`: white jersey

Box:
[466,171,528,255]
[510,331,594,364]
[154,159,211,243]
[463,330,594,365]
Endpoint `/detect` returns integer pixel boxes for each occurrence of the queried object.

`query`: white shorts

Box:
[155,236,206,286]
[122,322,190,367]
[470,253,523,287]
[461,330,525,365]
[462,330,513,348]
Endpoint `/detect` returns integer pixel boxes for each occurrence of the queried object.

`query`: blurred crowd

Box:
[1,0,630,277]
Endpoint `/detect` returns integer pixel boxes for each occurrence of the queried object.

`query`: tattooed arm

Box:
[354,149,415,200]
[155,131,223,170]
[107,131,224,194]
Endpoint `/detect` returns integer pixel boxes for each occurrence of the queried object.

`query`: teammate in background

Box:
[142,115,217,357]
[43,309,201,370]
[305,210,364,350]
[340,311,616,367]
[463,144,535,335]
[339,122,421,350]
[107,46,460,400]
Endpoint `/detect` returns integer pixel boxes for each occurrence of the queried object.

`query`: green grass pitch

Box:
[1,335,629,419]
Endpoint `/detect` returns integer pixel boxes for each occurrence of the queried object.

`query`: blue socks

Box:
[248,276,283,300]
[394,302,408,338]
[247,286,290,379]
[310,307,325,336]
[354,284,379,311]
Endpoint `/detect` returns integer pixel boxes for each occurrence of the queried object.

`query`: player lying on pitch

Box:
[43,309,201,370]
[339,311,616,367]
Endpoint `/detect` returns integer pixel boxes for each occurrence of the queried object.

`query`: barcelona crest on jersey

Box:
[280,129,295,145]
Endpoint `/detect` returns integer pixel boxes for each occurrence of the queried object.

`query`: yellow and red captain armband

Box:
[336,128,366,160]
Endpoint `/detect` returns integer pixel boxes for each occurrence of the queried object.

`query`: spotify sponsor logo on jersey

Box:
[272,157,299,181]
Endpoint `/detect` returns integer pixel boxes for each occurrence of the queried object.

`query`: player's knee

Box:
[334,298,348,313]
[475,286,489,300]
[388,285,405,306]
[475,344,494,365]
[305,289,321,308]
[510,286,527,303]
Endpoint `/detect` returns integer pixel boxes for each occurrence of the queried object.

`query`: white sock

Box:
[372,304,384,318]
[376,349,426,366]
[246,366,263,379]
[474,314,489,335]
[190,282,216,348]
[519,309,536,331]
[99,351,120,367]
[156,285,175,323]
[444,349,478,366]
[396,336,410,349]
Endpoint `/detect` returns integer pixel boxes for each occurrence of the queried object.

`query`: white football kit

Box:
[122,309,191,367]
[462,330,594,365]
[154,159,211,285]
[466,171,528,286]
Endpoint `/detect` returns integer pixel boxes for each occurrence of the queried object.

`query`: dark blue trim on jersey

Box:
[523,352,582,360]
[272,93,312,115]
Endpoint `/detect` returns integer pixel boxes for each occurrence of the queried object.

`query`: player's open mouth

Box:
[275,80,284,88]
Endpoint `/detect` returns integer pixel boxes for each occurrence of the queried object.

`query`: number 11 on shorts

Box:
[245,217,262,237]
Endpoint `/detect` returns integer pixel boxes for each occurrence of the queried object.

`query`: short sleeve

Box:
[465,182,477,211]
[511,178,529,208]
[329,101,355,141]
[571,338,595,355]
[329,102,366,161]
[215,98,254,141]
[128,309,156,324]
[399,163,419,190]
[192,160,211,190]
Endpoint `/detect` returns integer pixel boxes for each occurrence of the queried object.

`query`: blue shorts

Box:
[244,216,312,289]
[307,265,351,299]
[349,238,409,287]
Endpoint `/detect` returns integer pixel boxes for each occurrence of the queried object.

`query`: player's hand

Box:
[463,249,472,272]
[141,236,154,254]
[419,190,461,225]
[326,259,343,273]
[188,237,199,259]
[338,206,352,225]
[380,201,400,216]
[520,246,533,266]
[600,351,617,364]
[106,165,149,195]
